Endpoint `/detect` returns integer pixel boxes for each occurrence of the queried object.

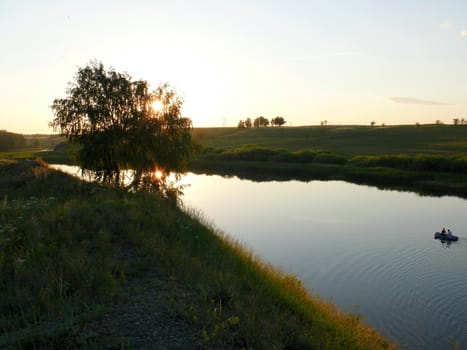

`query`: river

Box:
[180,173,467,350]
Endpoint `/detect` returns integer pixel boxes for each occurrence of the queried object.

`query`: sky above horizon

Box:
[1,0,467,133]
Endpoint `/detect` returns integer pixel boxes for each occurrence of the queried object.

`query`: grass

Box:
[0,159,395,349]
[192,125,467,156]
[0,143,78,165]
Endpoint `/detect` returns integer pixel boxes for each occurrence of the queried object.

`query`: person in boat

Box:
[447,229,453,238]
[441,228,447,236]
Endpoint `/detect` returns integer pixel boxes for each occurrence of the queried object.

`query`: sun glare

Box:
[152,100,163,112]
[154,169,163,179]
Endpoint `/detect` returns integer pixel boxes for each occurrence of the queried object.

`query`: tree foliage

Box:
[50,61,192,193]
[253,116,269,127]
[237,117,253,128]
[270,116,286,127]
[0,130,26,151]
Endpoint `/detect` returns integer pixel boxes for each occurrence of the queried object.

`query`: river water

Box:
[51,165,467,349]
[180,173,467,350]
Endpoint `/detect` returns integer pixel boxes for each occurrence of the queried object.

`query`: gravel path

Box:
[86,273,204,349]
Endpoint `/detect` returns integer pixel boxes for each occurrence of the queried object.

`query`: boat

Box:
[434,232,459,241]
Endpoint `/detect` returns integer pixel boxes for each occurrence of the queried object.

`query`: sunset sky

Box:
[1,0,467,133]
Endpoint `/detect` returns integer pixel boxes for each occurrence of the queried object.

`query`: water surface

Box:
[181,173,467,350]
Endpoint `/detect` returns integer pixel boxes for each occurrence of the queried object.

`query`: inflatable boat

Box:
[434,232,459,241]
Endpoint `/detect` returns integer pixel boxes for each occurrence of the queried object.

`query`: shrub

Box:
[314,152,348,165]
[221,147,279,161]
[350,154,467,174]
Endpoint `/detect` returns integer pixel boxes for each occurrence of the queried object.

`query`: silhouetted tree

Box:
[50,61,192,193]
[237,120,246,128]
[245,117,252,128]
[371,121,376,127]
[271,116,286,127]
[453,118,459,126]
[253,116,269,127]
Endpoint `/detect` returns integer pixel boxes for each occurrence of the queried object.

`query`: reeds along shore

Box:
[0,159,395,349]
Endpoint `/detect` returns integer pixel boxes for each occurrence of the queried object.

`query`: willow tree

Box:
[50,61,192,193]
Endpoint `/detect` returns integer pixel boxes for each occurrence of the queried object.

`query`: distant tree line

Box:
[453,118,466,126]
[238,116,286,128]
[0,130,26,151]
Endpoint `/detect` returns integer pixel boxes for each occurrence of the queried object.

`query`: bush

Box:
[350,154,467,174]
[274,150,318,163]
[314,152,348,165]
[221,147,280,161]
[199,146,348,165]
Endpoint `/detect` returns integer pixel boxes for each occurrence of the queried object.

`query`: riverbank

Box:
[188,124,467,198]
[189,158,467,199]
[0,159,394,349]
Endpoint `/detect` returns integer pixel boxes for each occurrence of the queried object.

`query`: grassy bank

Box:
[189,158,467,198]
[0,159,394,349]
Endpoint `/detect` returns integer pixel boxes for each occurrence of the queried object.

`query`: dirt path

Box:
[85,272,204,349]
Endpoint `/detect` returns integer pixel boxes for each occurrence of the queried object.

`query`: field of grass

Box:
[192,125,467,155]
[0,159,394,349]
[0,143,77,165]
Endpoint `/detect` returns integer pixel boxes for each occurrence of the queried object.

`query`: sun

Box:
[152,100,163,112]
[154,169,163,179]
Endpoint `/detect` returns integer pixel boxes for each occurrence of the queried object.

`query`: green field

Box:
[3,124,467,162]
[192,125,467,155]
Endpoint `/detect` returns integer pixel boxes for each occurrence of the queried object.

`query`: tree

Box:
[271,116,286,127]
[50,61,192,193]
[244,117,252,128]
[0,130,26,151]
[237,120,246,128]
[253,116,269,127]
